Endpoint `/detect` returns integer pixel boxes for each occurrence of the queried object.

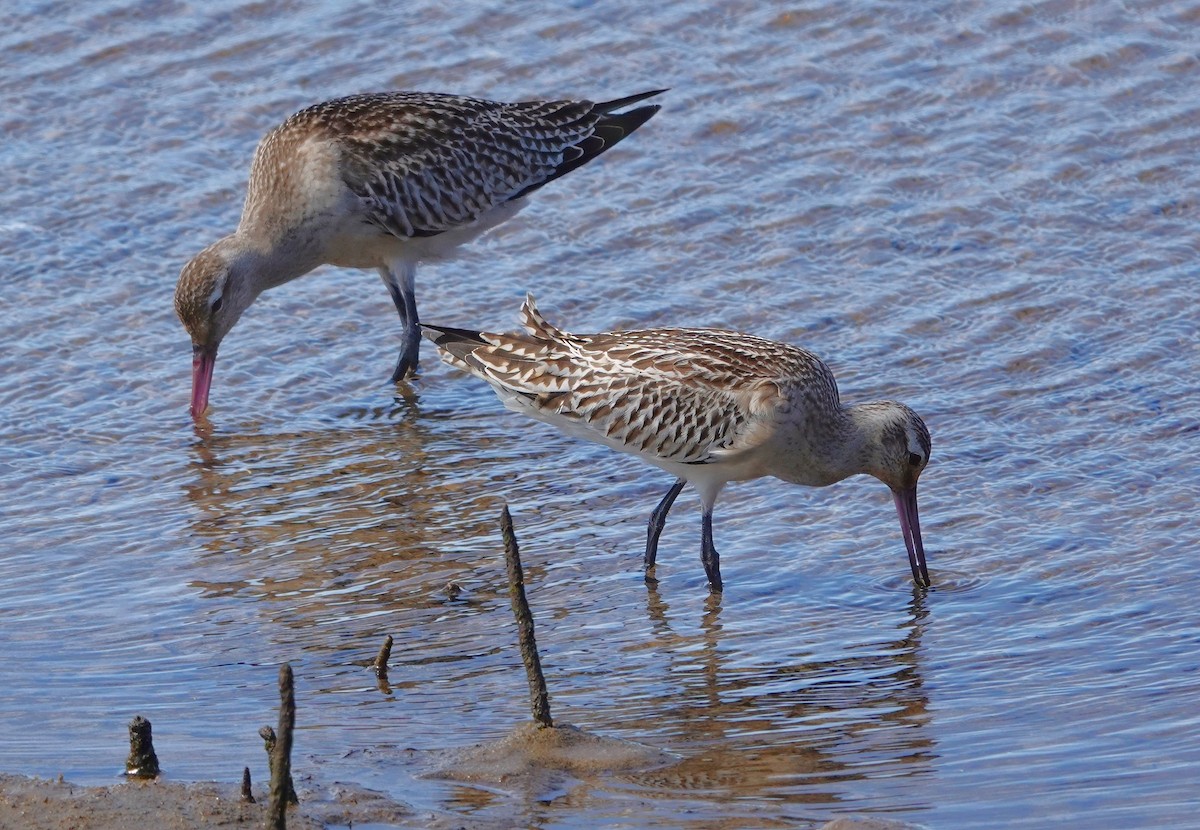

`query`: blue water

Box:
[1,0,1198,827]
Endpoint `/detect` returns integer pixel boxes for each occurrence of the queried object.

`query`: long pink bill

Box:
[892,486,929,587]
[190,344,218,418]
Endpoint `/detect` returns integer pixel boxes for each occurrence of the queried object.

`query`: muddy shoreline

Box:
[0,771,921,830]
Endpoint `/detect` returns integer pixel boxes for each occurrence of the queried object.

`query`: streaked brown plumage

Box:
[175,89,664,416]
[424,295,933,592]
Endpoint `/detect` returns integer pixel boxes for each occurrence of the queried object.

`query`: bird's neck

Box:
[222,230,321,295]
[770,402,880,488]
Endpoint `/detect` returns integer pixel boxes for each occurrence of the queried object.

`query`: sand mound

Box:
[429,721,676,787]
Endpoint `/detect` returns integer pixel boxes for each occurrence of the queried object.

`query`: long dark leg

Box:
[645,478,686,570]
[380,263,420,382]
[700,506,723,592]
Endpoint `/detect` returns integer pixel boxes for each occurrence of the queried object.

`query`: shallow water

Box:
[2,0,1198,827]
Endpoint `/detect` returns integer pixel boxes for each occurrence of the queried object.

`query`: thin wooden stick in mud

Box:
[266,663,297,830]
[241,766,255,803]
[124,715,160,778]
[500,504,553,728]
[372,635,393,678]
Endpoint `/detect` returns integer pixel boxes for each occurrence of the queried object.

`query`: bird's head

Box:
[859,401,931,491]
[856,401,932,587]
[174,238,252,417]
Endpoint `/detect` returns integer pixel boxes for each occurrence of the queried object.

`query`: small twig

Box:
[240,767,255,803]
[264,664,298,830]
[500,505,553,728]
[124,716,160,778]
[371,635,393,678]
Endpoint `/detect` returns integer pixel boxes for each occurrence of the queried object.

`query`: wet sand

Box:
[0,771,923,830]
[0,773,331,830]
[0,717,670,829]
[0,714,924,829]
[0,771,446,830]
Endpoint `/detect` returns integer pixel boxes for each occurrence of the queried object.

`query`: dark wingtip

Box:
[420,323,488,363]
[510,104,662,202]
[594,89,669,112]
[598,103,662,140]
[420,323,484,345]
[507,89,664,202]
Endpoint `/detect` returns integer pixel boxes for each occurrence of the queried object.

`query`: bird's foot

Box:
[390,351,419,383]
[643,563,659,587]
[390,327,423,382]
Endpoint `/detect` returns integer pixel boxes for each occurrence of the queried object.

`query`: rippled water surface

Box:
[2,1,1198,827]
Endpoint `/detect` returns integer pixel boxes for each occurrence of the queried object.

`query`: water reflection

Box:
[618,582,933,812]
[178,401,515,631]
[383,581,933,825]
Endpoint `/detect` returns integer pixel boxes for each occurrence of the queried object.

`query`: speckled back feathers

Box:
[427,295,841,466]
[244,90,663,241]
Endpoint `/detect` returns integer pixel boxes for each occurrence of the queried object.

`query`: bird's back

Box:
[426,297,841,474]
[241,90,663,245]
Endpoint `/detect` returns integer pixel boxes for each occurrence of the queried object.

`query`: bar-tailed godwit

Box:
[424,296,933,592]
[174,89,664,416]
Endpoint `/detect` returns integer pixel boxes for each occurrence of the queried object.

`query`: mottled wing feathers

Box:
[519,292,579,343]
[424,296,830,466]
[274,90,661,239]
[553,374,756,463]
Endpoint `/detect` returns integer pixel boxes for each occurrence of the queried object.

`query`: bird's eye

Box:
[211,294,224,313]
[908,452,923,467]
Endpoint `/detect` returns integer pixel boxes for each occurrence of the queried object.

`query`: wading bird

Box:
[424,296,932,592]
[175,89,664,416]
